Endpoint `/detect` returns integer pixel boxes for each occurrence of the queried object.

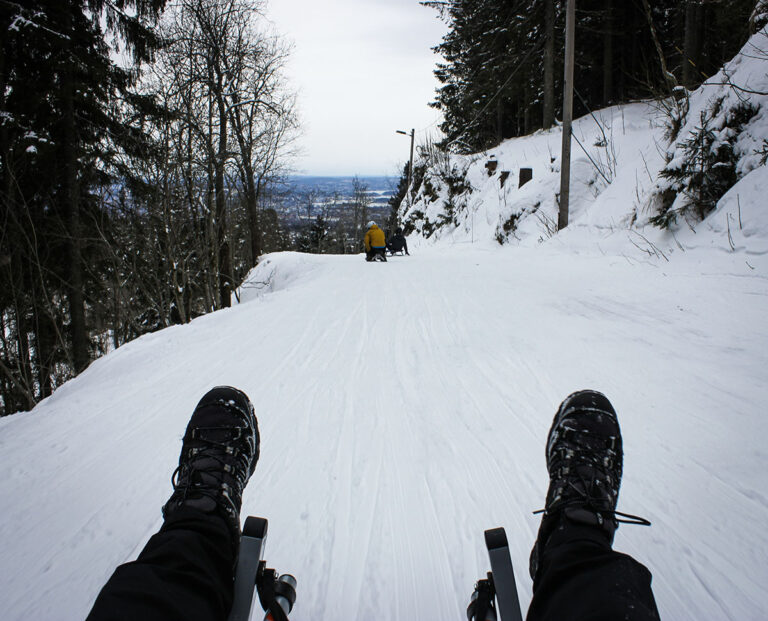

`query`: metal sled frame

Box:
[228,517,268,621]
[469,527,523,621]
[484,528,523,621]
[227,516,297,621]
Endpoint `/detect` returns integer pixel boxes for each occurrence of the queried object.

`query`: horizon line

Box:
[290,173,395,178]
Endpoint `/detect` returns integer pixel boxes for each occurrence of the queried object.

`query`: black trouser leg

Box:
[365,248,386,261]
[527,525,660,621]
[86,508,235,621]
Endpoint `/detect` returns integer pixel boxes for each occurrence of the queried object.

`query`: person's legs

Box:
[86,509,235,621]
[527,520,658,621]
[86,386,259,621]
[527,390,660,621]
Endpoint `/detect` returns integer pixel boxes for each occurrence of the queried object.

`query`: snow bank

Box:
[234,252,338,304]
[649,28,768,229]
[678,164,768,256]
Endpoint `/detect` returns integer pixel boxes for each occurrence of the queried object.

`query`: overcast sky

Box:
[265,0,447,177]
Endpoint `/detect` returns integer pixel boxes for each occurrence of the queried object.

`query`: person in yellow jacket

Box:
[364,221,387,262]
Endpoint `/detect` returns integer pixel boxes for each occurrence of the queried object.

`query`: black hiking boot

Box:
[529,390,636,581]
[162,386,260,541]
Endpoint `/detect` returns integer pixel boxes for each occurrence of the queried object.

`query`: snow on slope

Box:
[403,100,670,248]
[1,241,767,620]
[403,28,768,270]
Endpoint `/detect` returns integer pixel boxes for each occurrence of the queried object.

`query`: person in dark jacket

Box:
[86,388,659,621]
[387,226,409,256]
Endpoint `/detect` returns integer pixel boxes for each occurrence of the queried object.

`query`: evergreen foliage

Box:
[1,0,167,412]
[652,101,759,228]
[423,0,756,154]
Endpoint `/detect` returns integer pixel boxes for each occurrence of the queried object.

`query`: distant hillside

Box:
[287,176,395,207]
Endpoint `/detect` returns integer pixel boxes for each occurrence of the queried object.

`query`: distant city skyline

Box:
[266,0,447,177]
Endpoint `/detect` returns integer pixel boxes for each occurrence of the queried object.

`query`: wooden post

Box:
[559,0,576,231]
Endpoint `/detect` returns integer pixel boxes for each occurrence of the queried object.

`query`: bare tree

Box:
[161,0,249,309]
[155,0,298,307]
[351,176,371,251]
[228,31,299,265]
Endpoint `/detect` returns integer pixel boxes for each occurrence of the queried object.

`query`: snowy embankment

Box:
[1,241,767,620]
[403,29,768,267]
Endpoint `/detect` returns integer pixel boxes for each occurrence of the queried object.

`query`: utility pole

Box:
[558,0,576,231]
[396,128,415,209]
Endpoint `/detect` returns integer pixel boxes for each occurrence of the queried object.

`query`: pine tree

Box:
[425,0,562,152]
[423,0,755,155]
[1,0,166,412]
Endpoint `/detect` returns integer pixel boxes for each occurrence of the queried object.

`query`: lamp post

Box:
[396,128,415,209]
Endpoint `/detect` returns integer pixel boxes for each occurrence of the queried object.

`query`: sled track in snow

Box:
[1,247,767,620]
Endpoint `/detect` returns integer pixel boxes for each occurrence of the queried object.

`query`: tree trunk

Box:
[204,90,217,313]
[205,167,216,313]
[242,174,260,266]
[352,201,359,250]
[250,177,262,263]
[34,303,55,399]
[18,308,35,408]
[0,33,12,207]
[112,276,121,349]
[64,9,89,373]
[215,94,231,309]
[682,1,701,88]
[524,79,532,135]
[639,0,677,92]
[543,0,555,128]
[603,0,614,104]
[228,92,260,267]
[496,98,504,145]
[0,312,35,412]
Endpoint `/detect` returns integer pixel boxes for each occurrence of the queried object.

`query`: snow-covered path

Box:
[1,244,767,620]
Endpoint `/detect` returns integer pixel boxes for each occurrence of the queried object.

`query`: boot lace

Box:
[534,428,650,527]
[169,425,254,510]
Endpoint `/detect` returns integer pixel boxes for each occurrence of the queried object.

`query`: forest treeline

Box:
[0,0,301,415]
[422,0,760,153]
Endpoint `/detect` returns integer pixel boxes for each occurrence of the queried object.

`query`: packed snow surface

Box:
[1,237,767,620]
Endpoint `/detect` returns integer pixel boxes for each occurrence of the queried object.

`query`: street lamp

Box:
[396,128,415,210]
